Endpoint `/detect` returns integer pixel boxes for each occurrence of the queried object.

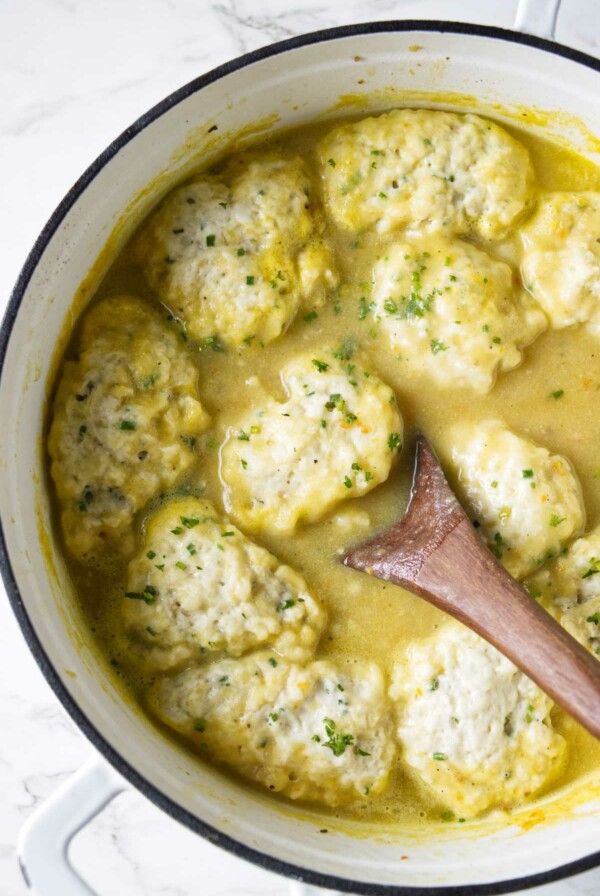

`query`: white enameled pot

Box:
[3,2,600,894]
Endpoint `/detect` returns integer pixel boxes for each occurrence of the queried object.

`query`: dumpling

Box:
[526,527,600,656]
[318,109,535,239]
[521,192,600,333]
[389,626,566,817]
[148,652,396,806]
[220,351,403,534]
[371,237,546,392]
[135,152,337,348]
[48,296,209,560]
[450,420,584,578]
[123,498,325,670]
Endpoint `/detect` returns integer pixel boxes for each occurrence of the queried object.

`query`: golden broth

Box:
[48,114,600,831]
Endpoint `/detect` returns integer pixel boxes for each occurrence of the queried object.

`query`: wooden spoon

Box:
[342,435,600,740]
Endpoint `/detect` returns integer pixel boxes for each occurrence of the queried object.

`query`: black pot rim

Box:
[2,18,600,896]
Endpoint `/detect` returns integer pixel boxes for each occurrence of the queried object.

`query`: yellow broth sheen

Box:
[49,115,600,828]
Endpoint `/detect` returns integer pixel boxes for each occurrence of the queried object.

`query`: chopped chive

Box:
[312,359,329,372]
[388,432,402,451]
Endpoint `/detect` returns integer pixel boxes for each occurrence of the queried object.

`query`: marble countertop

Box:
[2,1,600,894]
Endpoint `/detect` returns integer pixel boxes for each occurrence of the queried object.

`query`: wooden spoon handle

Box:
[343,436,600,740]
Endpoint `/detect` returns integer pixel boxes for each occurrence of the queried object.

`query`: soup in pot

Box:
[46,107,600,828]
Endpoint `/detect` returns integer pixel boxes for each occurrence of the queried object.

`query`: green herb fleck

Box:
[332,338,357,361]
[430,339,448,354]
[312,359,329,373]
[358,297,374,320]
[388,432,402,452]
[204,335,225,353]
[125,585,157,606]
[321,717,354,757]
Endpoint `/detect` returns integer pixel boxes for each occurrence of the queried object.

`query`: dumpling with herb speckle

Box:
[123,497,325,671]
[318,109,535,239]
[48,295,209,561]
[450,419,584,579]
[389,625,567,817]
[148,652,396,806]
[521,192,600,334]
[371,237,546,393]
[135,152,337,348]
[220,351,403,535]
[526,527,600,656]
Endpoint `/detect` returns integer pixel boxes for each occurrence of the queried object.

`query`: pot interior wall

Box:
[2,26,600,890]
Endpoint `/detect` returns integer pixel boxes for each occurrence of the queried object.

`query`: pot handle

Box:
[17,753,124,896]
[514,0,561,39]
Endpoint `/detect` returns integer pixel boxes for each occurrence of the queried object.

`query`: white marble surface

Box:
[2,1,600,894]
